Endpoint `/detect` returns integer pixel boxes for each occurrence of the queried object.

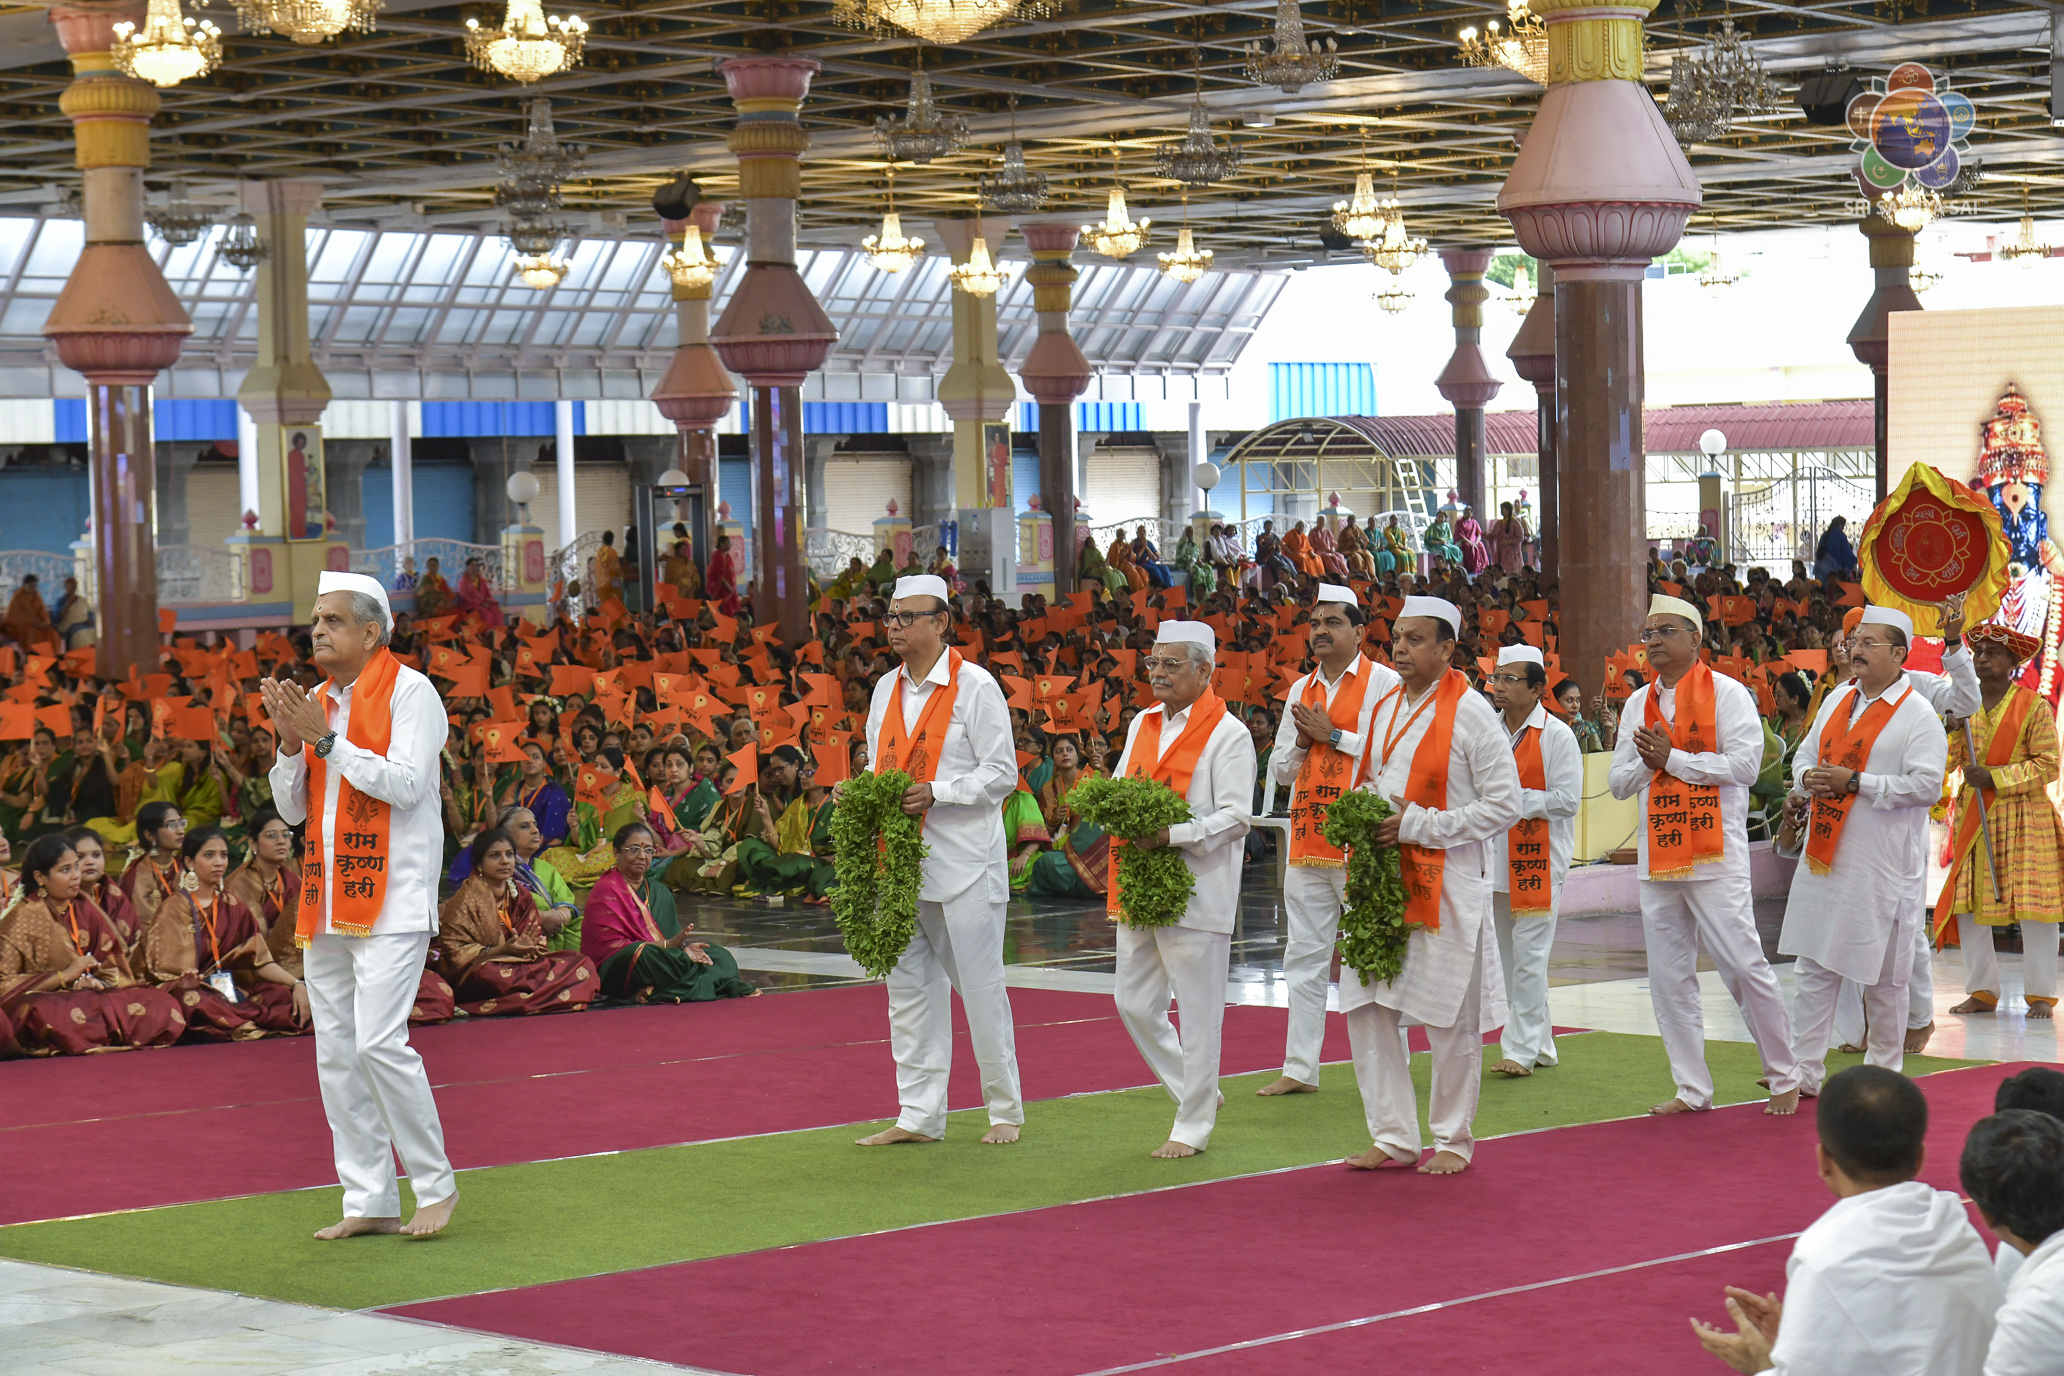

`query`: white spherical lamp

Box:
[505,470,540,505]
[658,468,689,487]
[1192,461,1220,492]
[1698,428,1728,458]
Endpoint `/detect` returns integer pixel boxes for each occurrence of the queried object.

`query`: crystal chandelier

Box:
[1505,261,1537,315]
[1155,53,1241,188]
[1665,17,1777,145]
[1908,249,1941,294]
[146,178,213,245]
[112,0,222,86]
[979,99,1048,214]
[1158,202,1211,284]
[1456,0,1546,86]
[833,0,1047,46]
[1360,185,1426,275]
[1373,283,1412,314]
[661,224,719,291]
[509,214,571,288]
[217,212,270,271]
[875,54,968,166]
[1697,251,1741,289]
[1083,150,1150,259]
[514,253,569,289]
[1881,184,1942,234]
[1245,0,1338,94]
[1999,210,2057,265]
[863,169,927,272]
[1332,172,1384,243]
[948,236,1006,296]
[495,99,584,222]
[228,0,379,46]
[466,0,588,84]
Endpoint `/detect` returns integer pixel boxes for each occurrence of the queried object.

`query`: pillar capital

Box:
[1018,221,1082,258]
[1529,0,1656,84]
[48,1,146,64]
[1506,262,1556,391]
[929,216,1014,264]
[239,178,325,218]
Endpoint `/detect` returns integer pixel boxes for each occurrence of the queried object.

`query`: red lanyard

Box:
[186,891,223,971]
[1379,686,1441,763]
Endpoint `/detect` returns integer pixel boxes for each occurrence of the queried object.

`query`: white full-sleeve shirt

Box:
[1776,678,1947,984]
[865,650,1019,905]
[1907,645,1981,720]
[1609,669,1764,882]
[268,660,448,937]
[1342,679,1521,1027]
[1983,1230,2064,1376]
[1763,1181,1998,1376]
[1492,701,1583,899]
[1113,698,1256,935]
[1270,654,1401,799]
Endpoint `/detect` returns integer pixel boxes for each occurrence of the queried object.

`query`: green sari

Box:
[1003,788,1051,892]
[736,794,835,897]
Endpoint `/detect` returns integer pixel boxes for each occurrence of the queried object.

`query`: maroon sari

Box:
[134,888,300,1041]
[0,895,184,1054]
[436,876,599,1017]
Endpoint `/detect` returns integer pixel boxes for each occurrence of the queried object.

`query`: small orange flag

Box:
[725,743,758,794]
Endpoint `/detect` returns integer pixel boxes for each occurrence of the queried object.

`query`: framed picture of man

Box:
[983,421,1010,510]
[283,427,327,541]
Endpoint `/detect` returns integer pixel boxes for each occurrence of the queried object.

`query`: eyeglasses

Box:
[1488,673,1531,686]
[618,844,656,857]
[882,611,942,629]
[1637,625,1691,643]
[1142,656,1203,674]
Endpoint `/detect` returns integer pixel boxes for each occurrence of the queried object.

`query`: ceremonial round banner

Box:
[1858,461,2009,632]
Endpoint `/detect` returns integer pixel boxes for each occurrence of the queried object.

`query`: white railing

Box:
[353,539,507,593]
[0,550,76,595]
[806,527,880,579]
[550,531,605,615]
[1087,516,1181,553]
[157,545,244,604]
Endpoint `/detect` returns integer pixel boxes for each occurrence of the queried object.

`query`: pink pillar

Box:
[1018,220,1093,598]
[1845,213,1921,501]
[1507,263,1556,583]
[1435,248,1502,518]
[652,198,736,583]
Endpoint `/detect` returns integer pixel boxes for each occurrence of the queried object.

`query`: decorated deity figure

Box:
[1978,385,2064,705]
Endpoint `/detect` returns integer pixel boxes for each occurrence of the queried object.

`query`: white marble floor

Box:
[0,1261,722,1376]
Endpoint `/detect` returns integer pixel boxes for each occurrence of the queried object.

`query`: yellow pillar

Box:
[932,215,1016,598]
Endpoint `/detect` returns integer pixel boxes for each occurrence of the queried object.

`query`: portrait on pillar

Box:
[983,422,1011,509]
[283,427,327,540]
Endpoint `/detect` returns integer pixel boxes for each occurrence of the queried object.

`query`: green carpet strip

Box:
[0,1034,1982,1311]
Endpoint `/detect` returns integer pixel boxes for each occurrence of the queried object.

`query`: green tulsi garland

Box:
[829,768,929,978]
[1065,773,1193,928]
[1323,790,1412,986]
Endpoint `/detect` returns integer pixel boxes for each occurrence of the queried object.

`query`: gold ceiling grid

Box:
[0,0,2056,253]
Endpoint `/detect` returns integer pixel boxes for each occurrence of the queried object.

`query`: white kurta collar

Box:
[901,650,952,691]
[1316,655,1362,690]
[1508,700,1550,741]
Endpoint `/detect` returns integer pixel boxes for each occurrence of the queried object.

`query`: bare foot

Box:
[979,1123,1020,1144]
[1490,1059,1532,1077]
[1649,1098,1699,1116]
[1151,1140,1198,1158]
[314,1216,400,1241]
[2031,1001,2055,1020]
[1835,1043,1866,1056]
[401,1193,456,1238]
[1905,1022,1935,1054]
[1419,1150,1469,1175]
[1950,996,1996,1015]
[1255,1076,1318,1096]
[1342,1145,1416,1170]
[1765,1088,1801,1116]
[855,1126,938,1146]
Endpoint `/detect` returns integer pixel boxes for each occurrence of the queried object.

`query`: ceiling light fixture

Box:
[661,223,719,291]
[1456,0,1546,86]
[1155,52,1242,188]
[1083,149,1150,259]
[1158,197,1211,284]
[1665,16,1778,145]
[1505,261,1537,315]
[1373,283,1412,314]
[863,167,927,272]
[495,98,584,224]
[833,0,1048,46]
[1881,183,1942,234]
[1360,177,1425,274]
[216,211,269,271]
[1245,0,1338,94]
[228,0,379,47]
[875,51,968,166]
[514,253,570,289]
[1332,171,1384,243]
[146,177,213,245]
[948,235,1006,296]
[1999,187,2057,265]
[112,0,222,86]
[979,96,1048,213]
[465,0,587,84]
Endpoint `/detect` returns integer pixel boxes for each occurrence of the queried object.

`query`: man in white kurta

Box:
[860,574,1023,1146]
[1829,598,1979,1056]
[1342,596,1520,1174]
[1693,1067,1998,1374]
[1611,593,1802,1116]
[263,572,457,1238]
[1262,584,1398,1096]
[1487,644,1581,1076]
[1776,606,1947,1091]
[1960,1108,2064,1376]
[1113,620,1256,1157]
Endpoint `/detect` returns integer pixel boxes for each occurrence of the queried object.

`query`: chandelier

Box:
[496,98,584,221]
[1083,149,1150,259]
[112,0,221,86]
[1158,216,1211,285]
[1908,249,1941,294]
[948,236,1006,296]
[216,212,270,271]
[979,99,1048,213]
[661,224,719,291]
[1373,283,1412,314]
[1665,17,1777,145]
[1881,184,1942,234]
[863,169,927,272]
[833,0,1047,45]
[514,253,570,289]
[146,178,212,245]
[1245,0,1338,94]
[1697,250,1741,289]
[466,0,588,84]
[1361,186,1426,275]
[1456,0,1546,86]
[1332,172,1384,243]
[1155,54,1241,188]
[875,55,968,166]
[228,0,379,46]
[1505,260,1537,315]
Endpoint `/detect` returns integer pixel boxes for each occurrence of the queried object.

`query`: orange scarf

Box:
[1642,662,1725,881]
[1289,660,1373,868]
[875,649,962,785]
[1507,723,1553,915]
[1107,691,1228,918]
[1933,685,2041,942]
[1802,682,1906,877]
[1361,669,1470,932]
[297,647,401,945]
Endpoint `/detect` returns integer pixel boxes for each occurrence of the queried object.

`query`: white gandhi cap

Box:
[1648,593,1703,634]
[892,574,950,604]
[1154,620,1216,654]
[1398,595,1461,636]
[1859,605,1914,641]
[317,570,391,626]
[1314,584,1360,609]
[1498,644,1544,667]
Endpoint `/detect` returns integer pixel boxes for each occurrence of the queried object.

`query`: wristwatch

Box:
[1329,728,1344,748]
[1845,773,1860,795]
[314,731,339,759]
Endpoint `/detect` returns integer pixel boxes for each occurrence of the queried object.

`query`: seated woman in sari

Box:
[172,739,226,832]
[705,534,742,616]
[134,826,305,1040]
[736,745,836,898]
[413,556,457,619]
[1027,735,1109,899]
[583,822,756,1003]
[1003,772,1052,892]
[539,746,646,890]
[826,557,869,602]
[1422,514,1462,568]
[1455,506,1491,577]
[502,805,581,952]
[0,834,185,1053]
[2,574,53,649]
[61,827,139,950]
[455,557,507,629]
[119,801,189,937]
[1131,527,1174,589]
[437,829,600,1017]
[225,809,300,979]
[498,740,572,848]
[1309,515,1351,578]
[1336,516,1375,579]
[1172,528,1215,598]
[53,575,92,651]
[1077,536,1127,599]
[1110,537,1152,592]
[0,730,57,850]
[1281,521,1325,578]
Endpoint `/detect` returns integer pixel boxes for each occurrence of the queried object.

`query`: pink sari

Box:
[705,550,741,616]
[456,570,506,628]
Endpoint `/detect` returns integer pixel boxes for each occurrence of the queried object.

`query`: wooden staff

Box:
[1962,719,2004,904]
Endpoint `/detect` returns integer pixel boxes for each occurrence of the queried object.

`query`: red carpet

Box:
[388,1062,2024,1376]
[0,983,1445,1224]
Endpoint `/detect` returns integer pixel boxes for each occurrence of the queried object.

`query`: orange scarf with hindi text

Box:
[297,647,400,945]
[1107,692,1228,918]
[1289,660,1373,867]
[1643,661,1725,881]
[1362,669,1470,932]
[1507,724,1553,915]
[1802,682,1906,877]
[875,649,962,785]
